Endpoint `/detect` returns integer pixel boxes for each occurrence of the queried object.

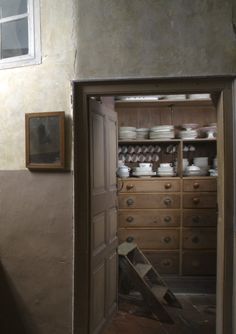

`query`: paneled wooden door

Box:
[89,97,118,334]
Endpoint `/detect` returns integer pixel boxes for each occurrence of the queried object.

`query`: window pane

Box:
[1,18,28,59]
[0,0,27,18]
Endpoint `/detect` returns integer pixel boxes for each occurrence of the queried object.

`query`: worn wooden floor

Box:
[103,294,216,334]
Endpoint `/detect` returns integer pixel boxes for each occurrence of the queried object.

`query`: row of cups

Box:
[119,145,161,154]
[119,153,160,163]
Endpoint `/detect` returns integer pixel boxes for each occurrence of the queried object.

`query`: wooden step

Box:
[135,263,152,277]
[151,286,168,300]
[118,241,137,256]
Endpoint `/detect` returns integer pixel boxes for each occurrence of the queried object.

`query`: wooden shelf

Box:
[118,138,216,144]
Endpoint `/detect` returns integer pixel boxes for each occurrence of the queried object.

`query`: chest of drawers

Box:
[118,177,217,276]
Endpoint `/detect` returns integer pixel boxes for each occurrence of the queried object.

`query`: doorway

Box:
[73,79,234,334]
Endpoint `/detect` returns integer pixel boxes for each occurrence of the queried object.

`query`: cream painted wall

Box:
[77,0,236,79]
[0,0,79,170]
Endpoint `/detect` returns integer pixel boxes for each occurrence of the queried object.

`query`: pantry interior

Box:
[73,79,234,334]
[116,94,217,282]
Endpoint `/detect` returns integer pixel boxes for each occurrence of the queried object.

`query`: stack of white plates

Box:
[149,125,175,140]
[132,171,156,177]
[182,123,199,131]
[184,165,201,176]
[132,166,156,177]
[136,128,149,139]
[179,129,198,140]
[157,163,175,177]
[119,127,136,140]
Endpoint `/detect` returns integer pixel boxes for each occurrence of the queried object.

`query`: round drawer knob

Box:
[164,236,171,244]
[127,198,134,206]
[192,215,200,223]
[126,184,134,190]
[126,236,134,243]
[193,197,200,204]
[192,236,200,243]
[164,216,172,223]
[193,182,200,189]
[163,197,172,206]
[165,183,172,189]
[126,216,134,223]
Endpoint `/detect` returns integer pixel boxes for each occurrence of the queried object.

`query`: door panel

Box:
[91,263,106,332]
[89,97,118,334]
[92,212,106,255]
[107,251,117,312]
[108,207,117,244]
[91,112,106,192]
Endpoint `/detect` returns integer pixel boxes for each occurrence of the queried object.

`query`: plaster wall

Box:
[77,0,236,80]
[0,1,78,333]
[0,0,79,170]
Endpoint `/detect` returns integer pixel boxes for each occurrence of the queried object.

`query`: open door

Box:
[89,97,118,334]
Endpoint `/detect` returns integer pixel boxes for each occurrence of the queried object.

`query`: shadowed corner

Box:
[0,262,39,334]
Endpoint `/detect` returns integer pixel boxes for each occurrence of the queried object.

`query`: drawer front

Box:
[118,210,180,227]
[183,178,217,192]
[183,228,217,249]
[118,194,180,209]
[144,251,179,274]
[183,210,217,227]
[183,193,217,209]
[118,228,179,249]
[119,179,180,193]
[182,251,216,275]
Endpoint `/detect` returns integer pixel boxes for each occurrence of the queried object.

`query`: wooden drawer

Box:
[182,251,216,275]
[183,228,217,249]
[144,251,179,274]
[119,178,180,193]
[183,178,217,192]
[118,194,180,209]
[118,228,179,249]
[183,193,217,209]
[118,210,180,227]
[183,209,217,227]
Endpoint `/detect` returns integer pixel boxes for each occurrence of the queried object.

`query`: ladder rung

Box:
[151,286,168,300]
[135,263,152,277]
[118,242,137,256]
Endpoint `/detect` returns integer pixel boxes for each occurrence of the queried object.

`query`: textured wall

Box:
[0,1,77,333]
[77,0,236,79]
[0,171,73,334]
[0,0,79,170]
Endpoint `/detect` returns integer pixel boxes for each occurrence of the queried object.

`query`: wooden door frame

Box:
[73,77,235,334]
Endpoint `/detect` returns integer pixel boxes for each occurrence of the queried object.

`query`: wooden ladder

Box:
[118,241,182,323]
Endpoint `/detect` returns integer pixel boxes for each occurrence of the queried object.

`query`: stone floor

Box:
[103,294,216,334]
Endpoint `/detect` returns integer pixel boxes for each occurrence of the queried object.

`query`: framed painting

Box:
[25,112,65,169]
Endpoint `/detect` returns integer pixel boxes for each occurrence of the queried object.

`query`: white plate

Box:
[157,173,175,177]
[119,127,136,131]
[151,125,174,131]
[133,171,156,176]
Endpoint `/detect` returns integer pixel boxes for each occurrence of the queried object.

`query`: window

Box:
[0,0,41,69]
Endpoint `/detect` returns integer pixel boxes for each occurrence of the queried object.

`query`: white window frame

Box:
[0,0,41,70]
